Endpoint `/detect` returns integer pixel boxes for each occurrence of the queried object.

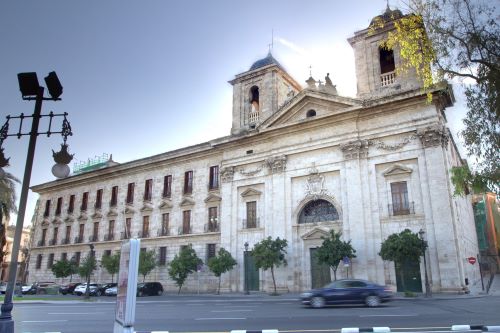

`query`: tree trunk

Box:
[111,274,114,283]
[217,276,221,295]
[178,284,182,294]
[271,266,277,294]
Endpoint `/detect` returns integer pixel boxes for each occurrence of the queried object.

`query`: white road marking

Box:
[211,309,253,312]
[195,317,246,320]
[359,314,418,317]
[48,312,104,315]
[22,320,68,323]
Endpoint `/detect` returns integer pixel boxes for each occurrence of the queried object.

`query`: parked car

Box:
[1,282,27,294]
[137,282,163,296]
[74,283,101,296]
[98,283,117,295]
[59,283,82,295]
[22,283,39,294]
[35,282,60,294]
[104,286,117,296]
[300,279,393,308]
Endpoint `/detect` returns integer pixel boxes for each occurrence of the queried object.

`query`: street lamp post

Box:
[244,242,249,295]
[84,244,95,300]
[0,72,73,333]
[418,229,432,298]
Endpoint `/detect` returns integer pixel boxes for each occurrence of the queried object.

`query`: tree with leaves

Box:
[379,229,426,291]
[0,170,20,266]
[138,249,157,282]
[51,258,78,283]
[374,0,499,193]
[207,247,237,294]
[168,245,202,294]
[251,237,288,295]
[101,252,120,282]
[78,254,97,282]
[315,230,357,281]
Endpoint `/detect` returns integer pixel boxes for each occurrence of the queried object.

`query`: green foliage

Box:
[251,237,288,294]
[374,0,499,193]
[379,229,426,264]
[315,230,357,280]
[101,252,120,283]
[78,254,97,280]
[0,171,20,266]
[51,258,78,281]
[168,244,202,294]
[450,165,489,196]
[138,249,157,282]
[207,247,237,294]
[404,291,417,297]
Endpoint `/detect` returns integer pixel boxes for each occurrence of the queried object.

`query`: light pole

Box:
[84,244,95,300]
[244,242,249,295]
[0,72,73,333]
[418,229,432,298]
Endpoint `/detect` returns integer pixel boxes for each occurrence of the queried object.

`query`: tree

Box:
[138,249,157,282]
[51,258,77,283]
[78,253,97,282]
[374,0,499,193]
[207,248,237,294]
[0,171,20,266]
[379,229,426,291]
[168,245,202,294]
[251,237,288,295]
[101,252,120,282]
[315,230,357,281]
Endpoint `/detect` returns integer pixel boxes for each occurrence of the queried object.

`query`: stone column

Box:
[219,166,236,292]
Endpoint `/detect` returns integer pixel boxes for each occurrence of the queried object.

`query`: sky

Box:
[0,0,467,227]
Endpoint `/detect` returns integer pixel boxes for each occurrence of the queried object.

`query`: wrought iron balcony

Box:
[104,233,115,241]
[242,218,260,229]
[49,239,57,246]
[74,236,83,244]
[204,223,220,233]
[178,226,192,235]
[388,201,415,216]
[121,232,130,240]
[137,230,150,238]
[37,240,46,247]
[61,238,70,245]
[89,235,99,242]
[157,229,170,237]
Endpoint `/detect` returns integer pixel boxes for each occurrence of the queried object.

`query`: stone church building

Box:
[28,8,480,294]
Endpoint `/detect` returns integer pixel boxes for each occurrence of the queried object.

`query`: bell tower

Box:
[229,52,302,135]
[348,6,424,98]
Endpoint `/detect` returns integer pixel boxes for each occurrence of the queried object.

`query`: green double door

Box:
[244,251,259,291]
[395,260,422,292]
[310,248,331,289]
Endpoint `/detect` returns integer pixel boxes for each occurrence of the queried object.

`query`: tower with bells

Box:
[229,52,302,135]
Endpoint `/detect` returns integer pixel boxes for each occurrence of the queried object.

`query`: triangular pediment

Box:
[77,213,87,221]
[124,206,135,215]
[241,188,262,197]
[107,209,118,217]
[260,91,360,129]
[140,203,153,212]
[91,211,102,220]
[41,219,49,226]
[64,216,74,223]
[301,227,330,240]
[52,218,62,225]
[204,193,222,203]
[383,164,413,177]
[158,200,173,210]
[180,197,195,207]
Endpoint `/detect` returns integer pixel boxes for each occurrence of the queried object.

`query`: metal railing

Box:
[157,229,170,237]
[37,240,45,247]
[204,223,220,233]
[178,226,192,235]
[61,238,70,245]
[121,232,130,240]
[49,239,57,246]
[74,236,83,244]
[242,218,260,229]
[388,201,415,216]
[89,235,99,242]
[137,230,150,238]
[104,233,114,241]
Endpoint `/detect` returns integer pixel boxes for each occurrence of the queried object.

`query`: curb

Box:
[452,325,500,331]
[231,331,279,333]
[341,328,390,333]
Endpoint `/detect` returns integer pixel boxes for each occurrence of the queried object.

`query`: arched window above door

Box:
[299,199,339,224]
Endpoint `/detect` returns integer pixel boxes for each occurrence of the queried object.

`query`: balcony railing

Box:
[49,239,57,246]
[137,230,150,238]
[74,236,83,244]
[380,71,396,86]
[104,233,115,241]
[89,235,99,242]
[37,240,46,247]
[388,201,415,216]
[248,111,259,124]
[157,229,170,237]
[121,232,131,240]
[178,226,192,235]
[61,238,70,245]
[242,218,260,229]
[204,223,220,233]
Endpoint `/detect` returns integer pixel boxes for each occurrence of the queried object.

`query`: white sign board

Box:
[114,238,140,333]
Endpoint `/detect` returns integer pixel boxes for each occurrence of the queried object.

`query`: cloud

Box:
[276,37,309,56]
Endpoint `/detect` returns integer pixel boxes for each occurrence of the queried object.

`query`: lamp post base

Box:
[0,319,14,332]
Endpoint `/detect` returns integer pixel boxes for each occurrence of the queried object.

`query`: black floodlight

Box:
[44,71,63,100]
[17,72,40,98]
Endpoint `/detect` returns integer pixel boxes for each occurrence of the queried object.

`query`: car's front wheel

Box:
[365,295,381,307]
[311,296,325,308]
[157,289,163,296]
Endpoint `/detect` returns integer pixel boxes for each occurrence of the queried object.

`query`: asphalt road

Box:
[11,294,500,333]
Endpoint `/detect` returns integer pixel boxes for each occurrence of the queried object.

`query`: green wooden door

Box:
[310,248,331,289]
[244,252,259,291]
[395,259,422,292]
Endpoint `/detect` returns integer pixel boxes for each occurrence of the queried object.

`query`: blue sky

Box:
[0,0,467,226]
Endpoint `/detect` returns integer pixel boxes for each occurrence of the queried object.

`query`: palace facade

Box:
[27,8,480,294]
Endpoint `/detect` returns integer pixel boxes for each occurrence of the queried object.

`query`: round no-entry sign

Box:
[467,257,476,265]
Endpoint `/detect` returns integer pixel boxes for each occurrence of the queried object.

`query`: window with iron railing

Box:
[68,195,75,214]
[81,192,89,211]
[182,210,191,234]
[144,179,153,201]
[126,183,135,204]
[246,201,257,228]
[141,216,150,238]
[55,197,63,216]
[163,175,172,198]
[44,200,51,217]
[184,171,193,195]
[36,254,43,269]
[207,207,218,232]
[390,182,411,216]
[74,252,81,266]
[206,244,216,262]
[40,228,47,246]
[110,186,118,207]
[242,217,260,229]
[47,253,54,268]
[209,166,219,190]
[159,246,167,265]
[159,213,169,236]
[95,189,103,209]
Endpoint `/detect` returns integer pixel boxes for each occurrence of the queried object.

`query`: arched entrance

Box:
[298,199,339,224]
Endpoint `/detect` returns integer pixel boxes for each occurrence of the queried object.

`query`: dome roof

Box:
[249,52,283,71]
[370,6,404,26]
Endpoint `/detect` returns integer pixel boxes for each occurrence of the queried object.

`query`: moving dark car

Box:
[137,282,163,296]
[98,283,117,294]
[300,279,393,308]
[59,283,82,295]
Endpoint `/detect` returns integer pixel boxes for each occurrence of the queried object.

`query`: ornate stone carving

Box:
[370,133,417,151]
[266,155,287,174]
[417,125,449,148]
[340,140,369,160]
[239,164,264,176]
[220,166,235,183]
[305,164,327,199]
